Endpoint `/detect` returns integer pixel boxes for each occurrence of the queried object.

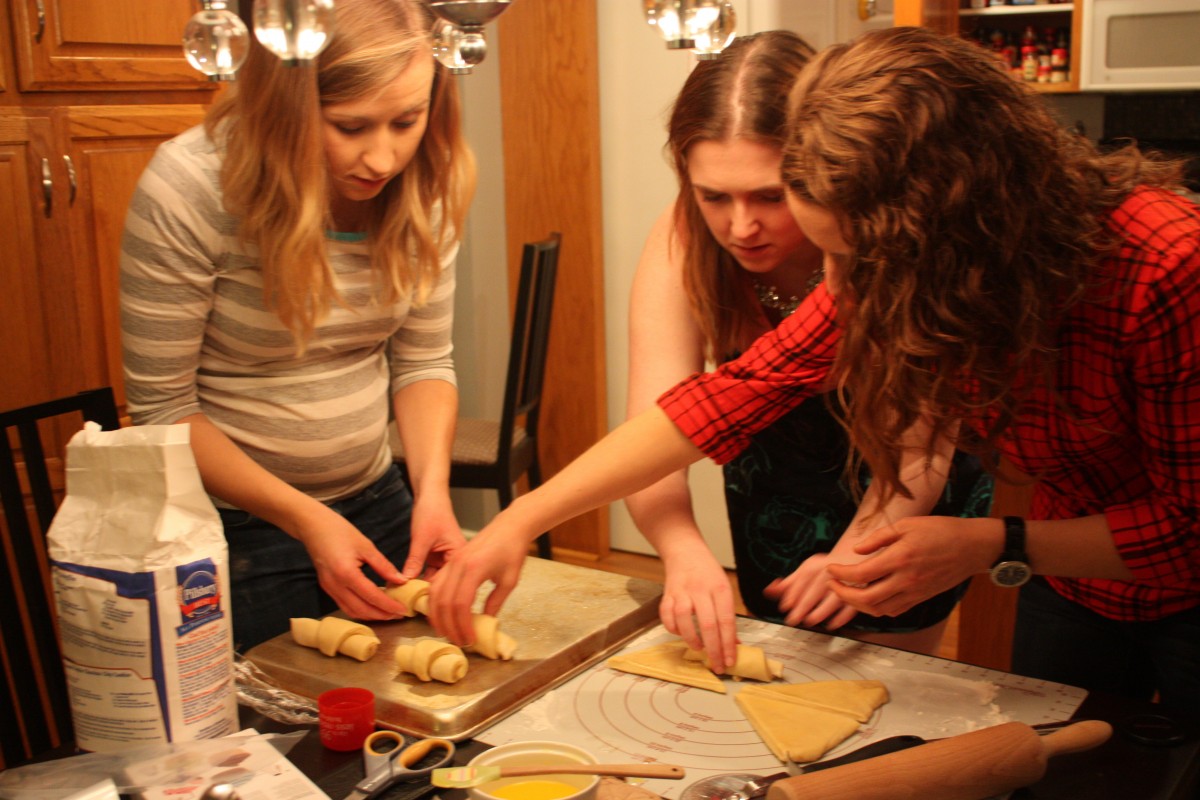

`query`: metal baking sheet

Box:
[245,557,663,740]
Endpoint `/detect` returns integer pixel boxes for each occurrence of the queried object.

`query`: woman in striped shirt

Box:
[121,0,476,650]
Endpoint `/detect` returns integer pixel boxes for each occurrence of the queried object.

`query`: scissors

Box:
[346,732,456,800]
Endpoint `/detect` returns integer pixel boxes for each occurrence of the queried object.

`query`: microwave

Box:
[1081,0,1200,91]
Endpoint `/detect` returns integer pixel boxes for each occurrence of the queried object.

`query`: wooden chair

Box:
[0,388,120,768]
[395,234,561,559]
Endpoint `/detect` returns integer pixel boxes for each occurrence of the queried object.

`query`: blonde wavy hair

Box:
[667,30,816,361]
[781,26,1182,500]
[206,0,476,347]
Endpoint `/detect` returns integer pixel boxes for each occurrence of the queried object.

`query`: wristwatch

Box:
[989,516,1033,588]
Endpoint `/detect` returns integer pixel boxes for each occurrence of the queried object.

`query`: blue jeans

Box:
[1012,577,1200,714]
[221,465,412,652]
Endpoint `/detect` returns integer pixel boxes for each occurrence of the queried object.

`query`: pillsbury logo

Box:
[176,559,224,634]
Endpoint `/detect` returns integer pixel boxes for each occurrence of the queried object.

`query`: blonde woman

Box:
[121,0,476,650]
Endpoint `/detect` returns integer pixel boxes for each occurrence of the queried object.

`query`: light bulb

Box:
[253,0,336,66]
[690,1,736,60]
[643,1,692,49]
[182,2,250,80]
[432,20,486,75]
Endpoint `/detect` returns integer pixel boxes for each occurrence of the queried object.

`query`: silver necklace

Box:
[754,268,825,318]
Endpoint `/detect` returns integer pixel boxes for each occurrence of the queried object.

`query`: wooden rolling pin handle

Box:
[765,721,1112,800]
[1039,719,1113,758]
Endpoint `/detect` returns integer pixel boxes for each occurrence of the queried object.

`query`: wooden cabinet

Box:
[61,104,209,415]
[1,7,212,765]
[895,1,1084,93]
[0,112,77,414]
[2,0,216,424]
[9,0,205,91]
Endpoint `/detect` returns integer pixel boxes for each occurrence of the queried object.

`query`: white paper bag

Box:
[47,422,238,753]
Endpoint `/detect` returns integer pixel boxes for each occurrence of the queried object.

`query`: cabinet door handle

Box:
[34,0,46,43]
[41,157,53,217]
[64,155,77,205]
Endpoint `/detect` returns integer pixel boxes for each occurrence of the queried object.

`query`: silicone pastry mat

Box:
[479,621,1087,799]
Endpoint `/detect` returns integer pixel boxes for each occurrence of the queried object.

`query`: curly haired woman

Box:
[428,28,1199,711]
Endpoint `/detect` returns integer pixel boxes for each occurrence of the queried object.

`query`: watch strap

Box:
[1001,515,1028,562]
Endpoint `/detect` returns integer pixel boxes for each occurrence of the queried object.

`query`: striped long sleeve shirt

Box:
[120,125,457,505]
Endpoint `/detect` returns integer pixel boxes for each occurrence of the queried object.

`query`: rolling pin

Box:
[765,720,1112,800]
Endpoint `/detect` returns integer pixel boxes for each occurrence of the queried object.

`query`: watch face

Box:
[991,561,1032,587]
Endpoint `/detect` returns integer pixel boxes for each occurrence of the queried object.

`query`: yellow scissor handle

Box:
[364,730,405,756]
[400,737,455,769]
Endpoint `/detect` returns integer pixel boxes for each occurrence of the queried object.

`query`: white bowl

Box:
[466,740,600,800]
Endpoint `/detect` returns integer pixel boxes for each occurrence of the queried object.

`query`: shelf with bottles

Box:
[957,1,1081,93]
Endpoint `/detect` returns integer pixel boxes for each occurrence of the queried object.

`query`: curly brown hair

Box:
[781,26,1183,499]
[667,30,816,361]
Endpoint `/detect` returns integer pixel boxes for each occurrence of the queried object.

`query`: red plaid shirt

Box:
[660,187,1200,622]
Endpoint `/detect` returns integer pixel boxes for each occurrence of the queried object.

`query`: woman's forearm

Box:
[498,406,704,544]
[180,412,324,532]
[392,378,458,499]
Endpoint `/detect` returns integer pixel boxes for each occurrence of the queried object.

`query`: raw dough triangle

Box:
[606,641,726,693]
[737,679,889,723]
[734,690,864,763]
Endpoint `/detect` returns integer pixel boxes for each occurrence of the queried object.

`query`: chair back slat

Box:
[499,233,561,449]
[0,387,119,768]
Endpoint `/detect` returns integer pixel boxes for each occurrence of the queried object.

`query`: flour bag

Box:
[46,422,238,752]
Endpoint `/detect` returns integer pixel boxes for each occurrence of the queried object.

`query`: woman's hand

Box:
[763,553,861,631]
[402,491,466,580]
[293,503,409,620]
[426,519,530,646]
[825,516,996,617]
[658,550,739,672]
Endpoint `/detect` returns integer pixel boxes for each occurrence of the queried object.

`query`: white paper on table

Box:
[126,729,330,800]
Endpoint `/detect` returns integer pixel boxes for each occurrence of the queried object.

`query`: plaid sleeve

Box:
[659,285,841,464]
[1104,198,1200,592]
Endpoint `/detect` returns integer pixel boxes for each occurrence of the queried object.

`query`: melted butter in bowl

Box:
[466,741,599,800]
[484,779,581,800]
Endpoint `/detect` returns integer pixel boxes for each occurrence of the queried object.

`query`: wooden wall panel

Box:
[497,0,609,558]
[956,462,1035,671]
[894,0,959,32]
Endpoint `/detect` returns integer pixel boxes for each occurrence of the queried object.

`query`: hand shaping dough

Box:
[606,641,726,693]
[395,638,469,683]
[734,679,890,762]
[683,644,784,682]
[383,580,520,661]
[290,617,381,661]
[385,579,430,617]
[469,614,518,660]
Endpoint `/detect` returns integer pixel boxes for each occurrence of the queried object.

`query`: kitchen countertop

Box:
[239,613,1200,800]
[240,666,1200,800]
